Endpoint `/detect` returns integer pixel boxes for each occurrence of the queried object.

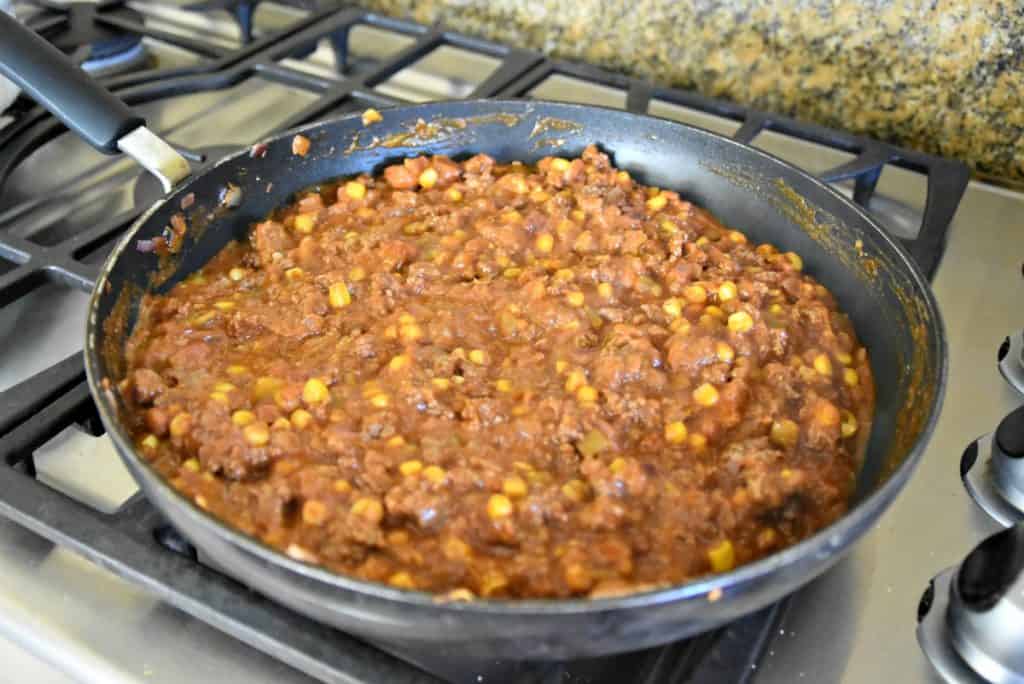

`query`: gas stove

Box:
[0,1,1017,682]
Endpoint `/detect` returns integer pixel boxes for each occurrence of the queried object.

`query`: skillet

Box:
[0,14,946,660]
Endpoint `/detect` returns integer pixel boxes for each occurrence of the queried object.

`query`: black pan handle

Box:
[0,12,190,193]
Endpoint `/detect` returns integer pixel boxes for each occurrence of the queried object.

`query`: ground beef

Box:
[120,145,874,599]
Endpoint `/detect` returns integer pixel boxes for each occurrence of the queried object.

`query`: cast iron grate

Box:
[0,1,968,682]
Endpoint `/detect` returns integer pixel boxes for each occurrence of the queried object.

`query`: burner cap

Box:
[30,4,147,76]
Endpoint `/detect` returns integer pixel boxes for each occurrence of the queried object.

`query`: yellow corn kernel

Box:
[769,303,784,314]
[815,400,841,427]
[231,410,255,427]
[502,476,528,498]
[302,378,330,404]
[561,479,588,502]
[443,537,472,560]
[665,421,689,444]
[369,393,390,408]
[451,375,465,385]
[566,291,585,307]
[228,267,247,282]
[597,282,613,299]
[302,500,328,526]
[285,267,304,281]
[389,354,411,372]
[646,193,667,212]
[423,465,447,484]
[214,382,236,393]
[272,417,291,431]
[226,364,247,376]
[329,282,352,308]
[693,383,720,407]
[495,379,513,393]
[446,188,463,202]
[727,311,754,333]
[813,354,833,377]
[770,419,800,448]
[535,233,555,253]
[333,478,351,493]
[844,368,860,386]
[140,434,159,450]
[718,281,738,301]
[290,409,313,430]
[662,297,683,319]
[728,230,747,244]
[837,352,853,366]
[468,349,488,365]
[708,540,735,572]
[785,252,803,270]
[386,435,406,448]
[695,236,710,247]
[400,322,423,343]
[243,422,270,447]
[841,410,859,438]
[689,433,708,452]
[555,360,569,374]
[487,494,514,519]
[350,497,384,523]
[608,458,626,474]
[565,369,587,393]
[704,305,725,319]
[554,268,575,283]
[670,317,691,333]
[338,180,365,200]
[293,214,316,234]
[576,385,598,403]
[209,391,230,405]
[210,300,235,313]
[431,378,451,391]
[716,342,735,363]
[388,571,415,589]
[361,107,382,125]
[418,167,438,189]
[167,412,191,438]
[183,458,200,472]
[252,376,282,401]
[660,219,679,235]
[683,284,707,304]
[400,460,423,476]
[502,267,522,279]
[550,157,571,172]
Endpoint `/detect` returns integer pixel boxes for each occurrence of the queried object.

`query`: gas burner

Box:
[998,331,1024,397]
[918,525,1024,683]
[961,406,1024,526]
[26,2,147,77]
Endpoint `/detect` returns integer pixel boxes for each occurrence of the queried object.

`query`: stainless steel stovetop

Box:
[0,1,1018,682]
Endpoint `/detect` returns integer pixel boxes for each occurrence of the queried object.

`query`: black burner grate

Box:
[0,1,969,682]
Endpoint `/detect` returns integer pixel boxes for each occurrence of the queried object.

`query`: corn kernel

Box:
[400,322,423,343]
[550,157,571,172]
[683,284,707,304]
[361,107,383,125]
[553,268,575,283]
[252,376,282,401]
[786,252,803,270]
[333,478,351,493]
[451,375,465,385]
[302,500,328,525]
[495,379,513,393]
[646,193,668,211]
[704,305,725,319]
[769,303,784,314]
[290,409,312,430]
[561,479,588,502]
[813,354,833,376]
[293,214,316,234]
[502,476,528,498]
[214,382,236,393]
[243,422,270,447]
[432,378,451,390]
[418,167,438,189]
[716,342,735,363]
[388,571,415,589]
[443,537,472,560]
[345,181,366,200]
[350,497,383,523]
[565,369,587,393]
[555,360,569,374]
[566,291,585,307]
[841,410,859,438]
[695,236,710,247]
[670,317,691,333]
[400,460,423,476]
[770,419,800,448]
[183,458,200,472]
[718,281,738,301]
[232,410,255,427]
[423,465,447,484]
[693,383,719,407]
[302,378,330,404]
[837,352,853,365]
[228,267,247,282]
[535,233,555,253]
[608,457,626,474]
[226,364,247,376]
[387,435,406,447]
[285,267,304,281]
[815,400,841,427]
[348,266,367,282]
[727,311,754,333]
[662,298,683,319]
[369,393,390,408]
[728,231,747,244]
[708,540,735,572]
[844,368,860,386]
[665,421,688,444]
[140,434,159,450]
[446,188,463,202]
[576,385,598,403]
[169,412,192,438]
[597,282,613,299]
[329,282,352,308]
[272,417,291,431]
[389,354,411,372]
[689,433,708,452]
[464,349,486,366]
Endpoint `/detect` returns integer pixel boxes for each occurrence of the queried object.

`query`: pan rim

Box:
[84,97,948,616]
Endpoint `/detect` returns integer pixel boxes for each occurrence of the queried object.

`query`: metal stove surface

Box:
[0,1,1013,682]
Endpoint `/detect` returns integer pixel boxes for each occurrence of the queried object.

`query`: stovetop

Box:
[0,0,1016,682]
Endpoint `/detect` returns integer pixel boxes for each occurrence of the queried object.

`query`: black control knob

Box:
[992,406,1024,514]
[998,331,1024,397]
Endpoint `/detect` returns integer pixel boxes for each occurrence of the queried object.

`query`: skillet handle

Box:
[0,12,190,193]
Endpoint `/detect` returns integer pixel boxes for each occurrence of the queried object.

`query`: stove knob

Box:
[991,405,1024,513]
[947,524,1024,682]
[999,332,1024,397]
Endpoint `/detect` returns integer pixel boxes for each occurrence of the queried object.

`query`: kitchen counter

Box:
[359,0,1024,185]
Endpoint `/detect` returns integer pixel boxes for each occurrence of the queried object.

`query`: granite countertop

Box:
[360,0,1024,185]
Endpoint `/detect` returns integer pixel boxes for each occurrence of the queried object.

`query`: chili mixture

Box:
[121,145,873,599]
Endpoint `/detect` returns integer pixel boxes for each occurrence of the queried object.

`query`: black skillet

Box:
[0,14,946,660]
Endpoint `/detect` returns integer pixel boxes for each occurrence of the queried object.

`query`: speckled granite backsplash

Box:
[359,0,1024,184]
